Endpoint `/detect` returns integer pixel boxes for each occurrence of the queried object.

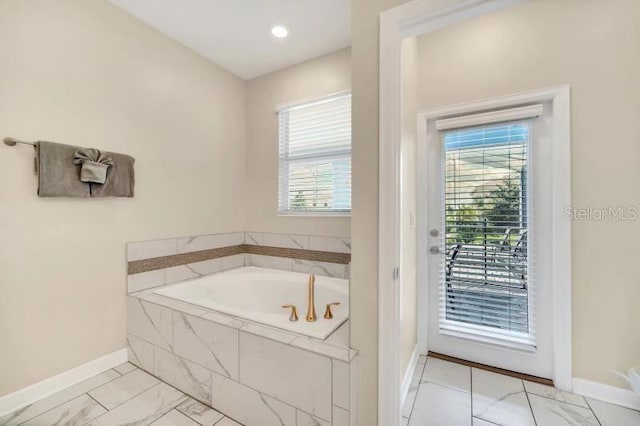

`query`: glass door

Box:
[427,119,553,378]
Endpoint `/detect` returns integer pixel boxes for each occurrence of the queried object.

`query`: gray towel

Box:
[73,149,114,184]
[36,141,90,198]
[89,151,135,198]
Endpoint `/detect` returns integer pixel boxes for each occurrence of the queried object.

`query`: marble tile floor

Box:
[404,356,640,426]
[5,357,639,426]
[0,362,242,426]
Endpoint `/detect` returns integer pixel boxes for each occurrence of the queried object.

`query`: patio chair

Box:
[445,243,463,309]
[512,229,527,261]
[512,230,528,289]
[492,227,518,258]
[489,229,528,289]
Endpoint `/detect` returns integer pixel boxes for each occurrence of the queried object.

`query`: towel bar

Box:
[3,137,36,147]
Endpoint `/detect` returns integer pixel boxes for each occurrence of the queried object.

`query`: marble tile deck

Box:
[405,356,640,426]
[0,363,243,426]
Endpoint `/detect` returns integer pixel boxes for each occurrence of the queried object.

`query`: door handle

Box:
[430,246,443,255]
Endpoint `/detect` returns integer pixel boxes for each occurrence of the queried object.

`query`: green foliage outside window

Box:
[446,179,523,245]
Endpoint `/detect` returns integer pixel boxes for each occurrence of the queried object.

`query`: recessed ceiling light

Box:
[271,25,288,39]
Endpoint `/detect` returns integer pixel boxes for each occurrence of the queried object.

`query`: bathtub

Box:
[154,266,349,340]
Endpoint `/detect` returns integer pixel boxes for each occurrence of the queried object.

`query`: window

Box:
[278,92,351,214]
[442,122,531,336]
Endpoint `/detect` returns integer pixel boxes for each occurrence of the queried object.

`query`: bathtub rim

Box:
[152,266,349,340]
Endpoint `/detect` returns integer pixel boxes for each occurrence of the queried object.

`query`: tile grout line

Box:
[175,400,208,426]
[88,381,190,424]
[212,417,224,425]
[13,394,92,426]
[522,380,538,426]
[74,382,161,424]
[85,392,109,412]
[88,370,161,414]
[209,368,215,417]
[419,377,471,395]
[470,363,474,424]
[205,332,264,426]
[472,416,502,426]
[237,328,241,386]
[524,389,591,409]
[8,369,126,426]
[148,408,200,426]
[404,360,418,421]
[524,387,606,424]
[583,397,603,426]
[406,356,428,421]
[330,359,333,425]
[214,360,326,424]
[148,415,162,425]
[419,379,471,396]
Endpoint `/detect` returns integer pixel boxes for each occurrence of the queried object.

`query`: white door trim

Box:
[379,1,548,425]
[415,86,572,388]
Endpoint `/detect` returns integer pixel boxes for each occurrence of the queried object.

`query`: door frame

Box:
[416,86,572,381]
[378,1,571,425]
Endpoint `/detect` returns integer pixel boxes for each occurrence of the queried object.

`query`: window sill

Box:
[278,210,351,218]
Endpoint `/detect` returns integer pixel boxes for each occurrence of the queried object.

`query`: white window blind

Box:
[440,121,534,346]
[278,93,351,214]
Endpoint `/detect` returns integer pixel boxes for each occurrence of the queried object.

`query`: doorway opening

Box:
[378,2,572,425]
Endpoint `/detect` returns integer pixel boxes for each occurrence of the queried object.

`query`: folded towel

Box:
[89,151,135,198]
[73,149,114,184]
[36,141,90,198]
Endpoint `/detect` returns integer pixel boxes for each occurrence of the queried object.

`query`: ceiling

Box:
[109,0,351,80]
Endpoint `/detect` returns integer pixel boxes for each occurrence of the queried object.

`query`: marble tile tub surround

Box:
[127,232,351,293]
[126,291,359,426]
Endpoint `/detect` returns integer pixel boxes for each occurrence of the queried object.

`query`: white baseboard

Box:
[573,377,640,411]
[0,349,127,418]
[400,346,420,407]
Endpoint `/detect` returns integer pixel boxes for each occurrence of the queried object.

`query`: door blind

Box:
[278,93,352,213]
[440,121,533,344]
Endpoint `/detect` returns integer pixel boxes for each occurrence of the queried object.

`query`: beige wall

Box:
[245,49,351,237]
[400,37,418,374]
[0,0,246,396]
[414,0,640,389]
[350,0,411,424]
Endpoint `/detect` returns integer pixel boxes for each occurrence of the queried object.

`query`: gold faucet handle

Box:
[282,305,299,321]
[324,302,341,319]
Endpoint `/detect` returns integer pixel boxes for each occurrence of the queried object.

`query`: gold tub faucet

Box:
[324,302,341,319]
[282,305,299,321]
[306,274,316,322]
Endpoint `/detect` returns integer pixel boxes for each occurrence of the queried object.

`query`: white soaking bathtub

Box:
[154,266,348,340]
